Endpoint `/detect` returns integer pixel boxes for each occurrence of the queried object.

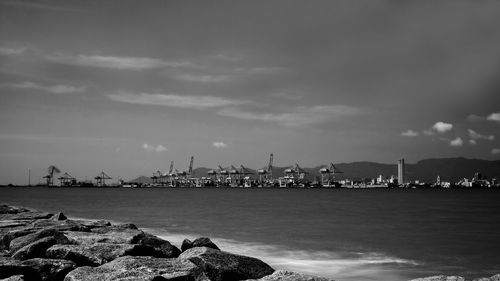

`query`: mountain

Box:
[129,157,500,183]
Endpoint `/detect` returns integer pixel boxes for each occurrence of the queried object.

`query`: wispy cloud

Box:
[108,92,247,109]
[46,54,193,71]
[0,1,87,13]
[449,137,463,147]
[468,129,494,141]
[217,105,362,127]
[487,112,500,122]
[466,114,485,122]
[401,130,419,137]
[492,148,500,155]
[233,66,288,75]
[142,143,167,152]
[174,73,229,83]
[9,81,85,94]
[0,46,26,56]
[469,139,477,145]
[212,141,227,148]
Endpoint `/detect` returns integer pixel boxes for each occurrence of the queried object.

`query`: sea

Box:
[1,187,499,281]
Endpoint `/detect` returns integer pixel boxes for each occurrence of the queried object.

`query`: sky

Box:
[1,0,500,184]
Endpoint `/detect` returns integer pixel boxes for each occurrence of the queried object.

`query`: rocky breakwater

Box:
[0,204,331,281]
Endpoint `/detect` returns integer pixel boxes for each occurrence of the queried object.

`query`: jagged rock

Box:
[1,275,25,281]
[90,223,138,233]
[182,238,194,252]
[64,227,142,245]
[30,220,89,232]
[0,206,53,222]
[179,247,274,281]
[10,229,69,254]
[131,232,181,258]
[410,276,465,281]
[474,274,500,281]
[192,237,220,250]
[0,257,40,281]
[11,234,72,261]
[243,270,334,281]
[63,255,206,281]
[20,258,76,281]
[50,213,66,221]
[46,243,160,266]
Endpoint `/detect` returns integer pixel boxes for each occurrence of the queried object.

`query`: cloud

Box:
[492,148,500,155]
[212,142,227,148]
[468,129,494,141]
[10,81,85,94]
[233,66,288,75]
[108,92,247,109]
[142,143,167,152]
[217,105,362,127]
[422,129,435,136]
[174,74,229,83]
[486,112,500,122]
[466,114,485,122]
[0,46,26,56]
[46,54,193,71]
[401,130,419,137]
[432,121,453,133]
[449,137,463,147]
[0,1,87,12]
[469,139,477,145]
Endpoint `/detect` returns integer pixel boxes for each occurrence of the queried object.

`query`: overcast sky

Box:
[1,0,500,184]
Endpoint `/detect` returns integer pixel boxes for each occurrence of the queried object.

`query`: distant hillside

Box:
[129,157,500,183]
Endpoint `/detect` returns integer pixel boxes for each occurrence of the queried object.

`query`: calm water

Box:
[1,187,499,281]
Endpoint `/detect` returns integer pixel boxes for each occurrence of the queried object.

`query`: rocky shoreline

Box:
[1,204,498,281]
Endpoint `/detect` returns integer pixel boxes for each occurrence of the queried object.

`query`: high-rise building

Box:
[397,158,405,185]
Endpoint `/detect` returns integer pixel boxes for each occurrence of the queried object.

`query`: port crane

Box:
[257,153,273,183]
[58,172,76,187]
[95,171,112,187]
[43,165,60,186]
[319,162,343,187]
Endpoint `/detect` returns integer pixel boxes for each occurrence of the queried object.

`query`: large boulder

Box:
[64,227,142,245]
[182,239,194,252]
[243,270,334,281]
[46,243,160,266]
[192,238,220,251]
[1,275,25,281]
[410,276,465,281]
[49,213,66,221]
[0,257,40,281]
[11,235,72,261]
[9,229,69,254]
[131,232,181,258]
[179,247,274,281]
[63,255,207,281]
[20,258,76,281]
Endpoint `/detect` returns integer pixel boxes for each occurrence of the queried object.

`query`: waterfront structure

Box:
[95,171,112,187]
[398,158,405,185]
[58,172,76,186]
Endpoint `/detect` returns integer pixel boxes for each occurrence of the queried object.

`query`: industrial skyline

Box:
[1,1,500,184]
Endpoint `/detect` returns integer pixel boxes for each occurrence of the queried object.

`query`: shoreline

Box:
[1,203,499,281]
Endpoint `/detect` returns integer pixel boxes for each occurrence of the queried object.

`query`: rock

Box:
[50,213,66,221]
[11,234,72,261]
[179,247,274,281]
[182,238,194,252]
[90,224,138,233]
[20,258,76,281]
[0,257,40,281]
[410,276,465,281]
[192,237,220,251]
[243,270,334,281]
[30,220,89,232]
[474,274,500,281]
[1,275,25,281]
[10,229,69,254]
[64,227,142,245]
[131,232,181,258]
[63,255,206,281]
[46,243,160,266]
